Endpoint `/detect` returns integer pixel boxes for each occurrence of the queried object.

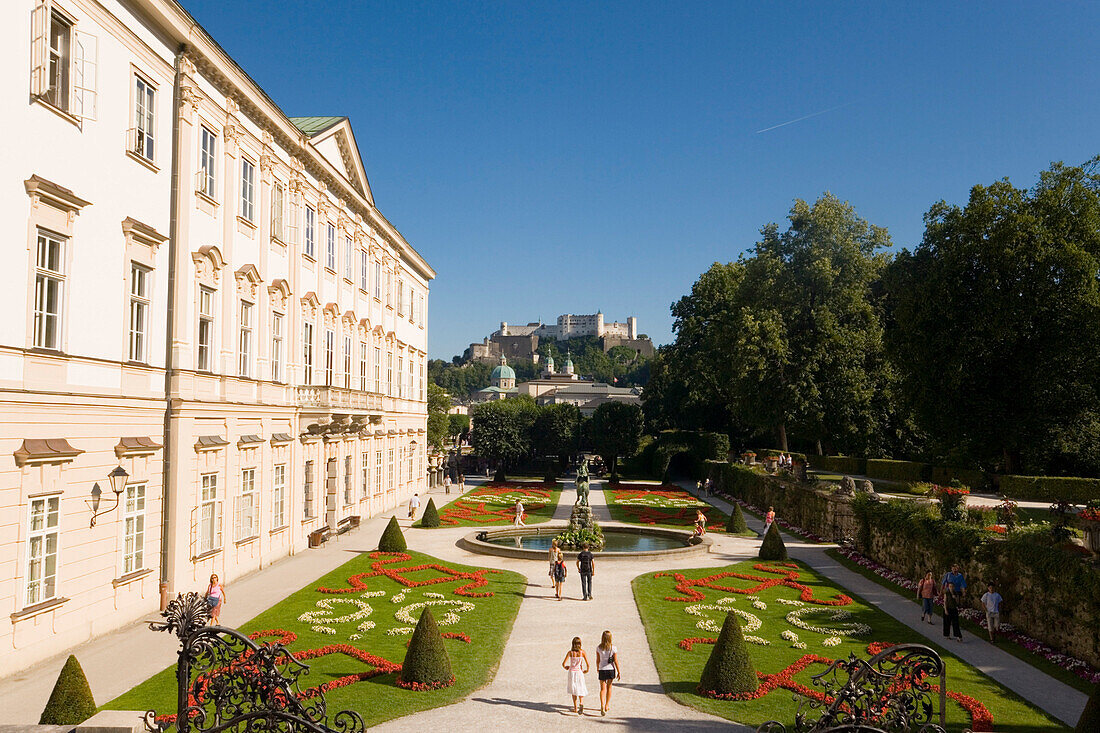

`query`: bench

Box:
[308,526,330,548]
[336,515,361,535]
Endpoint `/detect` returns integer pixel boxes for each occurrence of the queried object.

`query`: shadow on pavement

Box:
[470,696,569,714]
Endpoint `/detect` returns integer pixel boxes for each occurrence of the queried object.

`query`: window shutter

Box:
[72,30,97,121]
[30,0,51,97]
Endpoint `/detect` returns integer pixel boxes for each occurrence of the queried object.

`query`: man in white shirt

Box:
[408,493,420,520]
[980,582,1003,642]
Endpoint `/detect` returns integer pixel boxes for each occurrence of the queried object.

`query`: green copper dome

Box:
[491,360,516,381]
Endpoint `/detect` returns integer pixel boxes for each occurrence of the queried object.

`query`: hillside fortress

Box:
[464,312,654,363]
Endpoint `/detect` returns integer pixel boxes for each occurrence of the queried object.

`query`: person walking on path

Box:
[942,564,967,599]
[763,506,776,533]
[916,571,936,624]
[943,583,963,642]
[548,539,560,587]
[514,499,526,527]
[703,477,711,497]
[408,492,420,520]
[552,550,567,601]
[577,543,595,600]
[205,573,226,625]
[981,582,1003,642]
[596,630,621,717]
[562,636,590,714]
[443,474,451,494]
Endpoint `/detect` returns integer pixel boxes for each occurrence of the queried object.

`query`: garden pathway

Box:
[677,481,1089,727]
[372,479,753,732]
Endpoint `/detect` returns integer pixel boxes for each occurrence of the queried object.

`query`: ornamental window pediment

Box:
[234,264,261,299]
[268,279,291,310]
[121,217,167,265]
[300,291,319,320]
[25,175,91,231]
[322,302,340,327]
[192,245,225,286]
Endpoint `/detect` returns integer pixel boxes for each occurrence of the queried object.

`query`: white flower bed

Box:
[685,602,761,634]
[387,598,476,635]
[298,598,374,635]
[785,607,871,636]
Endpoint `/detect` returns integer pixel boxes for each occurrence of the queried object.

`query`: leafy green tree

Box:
[426,383,451,450]
[885,159,1100,474]
[590,402,644,482]
[447,413,470,447]
[469,396,539,478]
[531,403,580,467]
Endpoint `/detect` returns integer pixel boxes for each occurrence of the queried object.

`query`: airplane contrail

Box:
[755,103,851,134]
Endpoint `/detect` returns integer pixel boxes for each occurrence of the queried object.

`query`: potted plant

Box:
[933,483,969,522]
[1079,500,1100,554]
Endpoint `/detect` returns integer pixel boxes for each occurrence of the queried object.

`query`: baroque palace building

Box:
[0,0,433,673]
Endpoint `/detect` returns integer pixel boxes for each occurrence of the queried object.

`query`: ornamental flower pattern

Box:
[610,486,728,530]
[317,551,500,598]
[438,483,554,526]
[390,599,476,635]
[784,607,872,637]
[655,562,852,605]
[297,597,375,634]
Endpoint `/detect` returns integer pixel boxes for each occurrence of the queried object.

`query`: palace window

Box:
[271,313,283,382]
[418,294,425,327]
[326,223,336,270]
[25,496,59,606]
[359,342,368,391]
[343,335,352,389]
[199,126,216,198]
[373,347,381,393]
[302,322,314,383]
[360,250,368,290]
[197,286,214,371]
[345,236,353,280]
[271,181,285,242]
[133,75,155,161]
[386,350,393,396]
[397,355,404,398]
[304,206,315,258]
[344,455,353,505]
[236,468,256,539]
[272,463,286,529]
[45,12,71,110]
[375,450,383,495]
[324,330,335,386]
[397,278,404,317]
[361,452,370,499]
[387,448,395,492]
[123,483,145,574]
[303,460,315,519]
[238,301,252,377]
[33,230,65,350]
[198,473,221,554]
[240,158,255,222]
[129,263,150,362]
[373,260,381,299]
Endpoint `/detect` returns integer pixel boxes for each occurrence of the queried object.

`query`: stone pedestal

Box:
[570,504,595,532]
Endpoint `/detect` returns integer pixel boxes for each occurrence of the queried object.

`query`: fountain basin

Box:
[459,524,713,561]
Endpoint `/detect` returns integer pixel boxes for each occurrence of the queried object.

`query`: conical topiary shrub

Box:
[39,654,96,724]
[379,515,407,552]
[726,504,748,534]
[397,607,454,690]
[1077,681,1100,732]
[758,522,787,560]
[420,498,440,528]
[698,611,758,698]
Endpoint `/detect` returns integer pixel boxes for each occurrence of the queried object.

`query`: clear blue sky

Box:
[181,0,1100,359]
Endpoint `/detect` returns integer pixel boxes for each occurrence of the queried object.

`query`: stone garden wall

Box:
[707,461,1100,669]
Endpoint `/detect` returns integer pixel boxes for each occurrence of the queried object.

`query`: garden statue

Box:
[838,475,857,496]
[575,457,590,506]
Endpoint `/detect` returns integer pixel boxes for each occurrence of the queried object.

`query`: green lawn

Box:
[824,548,1095,695]
[105,550,526,728]
[633,559,1067,732]
[424,481,562,527]
[604,483,753,535]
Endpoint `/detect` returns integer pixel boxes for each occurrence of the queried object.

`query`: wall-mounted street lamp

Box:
[89,465,129,528]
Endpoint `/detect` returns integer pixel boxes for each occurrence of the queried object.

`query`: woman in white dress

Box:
[562,635,589,714]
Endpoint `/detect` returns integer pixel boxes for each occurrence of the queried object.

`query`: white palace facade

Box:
[0,0,433,674]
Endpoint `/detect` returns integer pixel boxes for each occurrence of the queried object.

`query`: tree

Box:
[660,194,895,455]
[398,608,454,689]
[531,403,580,468]
[39,655,96,724]
[447,413,470,447]
[426,383,451,450]
[469,396,538,479]
[885,159,1100,474]
[590,402,644,483]
[698,611,759,697]
[378,516,407,552]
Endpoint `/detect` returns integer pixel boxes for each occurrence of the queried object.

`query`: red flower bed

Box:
[689,639,993,730]
[406,632,471,647]
[654,562,852,606]
[395,674,456,691]
[317,552,500,598]
[616,505,725,529]
[1081,507,1100,521]
[439,484,554,526]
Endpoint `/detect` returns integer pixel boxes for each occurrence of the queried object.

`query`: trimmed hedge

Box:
[399,607,454,688]
[378,516,407,552]
[651,430,730,480]
[40,655,96,725]
[420,498,440,528]
[816,455,867,475]
[758,522,787,560]
[753,448,808,464]
[1000,475,1100,503]
[699,611,759,696]
[864,459,931,483]
[726,503,748,533]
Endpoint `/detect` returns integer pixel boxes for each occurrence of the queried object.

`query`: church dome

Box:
[491,358,516,382]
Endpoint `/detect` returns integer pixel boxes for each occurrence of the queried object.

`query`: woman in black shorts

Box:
[595,629,621,716]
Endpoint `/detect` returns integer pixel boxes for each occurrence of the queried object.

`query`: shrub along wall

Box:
[708,461,1100,668]
[814,455,867,475]
[999,475,1100,503]
[808,455,992,490]
[651,430,731,480]
[864,459,931,483]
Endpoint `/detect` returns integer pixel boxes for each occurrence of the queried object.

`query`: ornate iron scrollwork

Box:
[757,644,957,733]
[144,592,365,733]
